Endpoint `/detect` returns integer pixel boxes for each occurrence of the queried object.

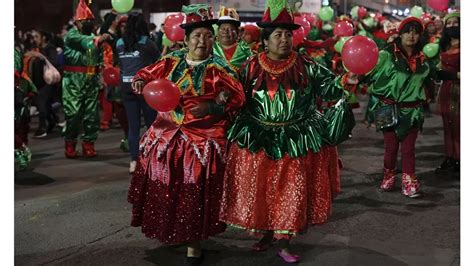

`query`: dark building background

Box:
[15,0,189,32]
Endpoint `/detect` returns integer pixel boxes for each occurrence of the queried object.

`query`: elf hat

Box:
[257,0,300,30]
[180,4,218,29]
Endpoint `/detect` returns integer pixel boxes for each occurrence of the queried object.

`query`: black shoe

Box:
[47,121,57,133]
[34,129,47,138]
[185,254,204,266]
[435,158,455,173]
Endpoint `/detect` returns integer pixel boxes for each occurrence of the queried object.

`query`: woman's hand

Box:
[189,102,210,118]
[216,91,230,105]
[346,72,359,85]
[132,80,145,94]
[387,34,399,44]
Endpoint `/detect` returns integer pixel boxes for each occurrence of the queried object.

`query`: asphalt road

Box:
[15,101,460,266]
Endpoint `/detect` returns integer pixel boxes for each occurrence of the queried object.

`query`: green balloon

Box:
[111,0,134,13]
[358,30,368,37]
[334,36,350,53]
[322,23,333,31]
[423,43,439,58]
[162,35,171,47]
[363,17,375,28]
[319,6,334,22]
[350,6,359,19]
[213,24,219,35]
[411,5,424,18]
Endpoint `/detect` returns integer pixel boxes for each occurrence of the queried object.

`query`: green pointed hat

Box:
[180,4,218,29]
[257,0,300,30]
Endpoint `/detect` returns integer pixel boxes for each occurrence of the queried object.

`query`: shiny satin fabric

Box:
[62,27,103,142]
[437,49,460,116]
[63,27,100,67]
[128,48,244,244]
[364,49,433,139]
[227,51,348,160]
[133,49,245,159]
[213,40,253,72]
[62,72,100,141]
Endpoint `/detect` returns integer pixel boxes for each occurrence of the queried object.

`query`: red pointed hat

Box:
[257,0,300,30]
[74,0,95,21]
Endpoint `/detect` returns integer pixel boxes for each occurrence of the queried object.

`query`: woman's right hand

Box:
[132,80,145,94]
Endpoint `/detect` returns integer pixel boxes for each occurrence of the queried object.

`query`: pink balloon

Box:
[358,7,367,18]
[143,79,181,112]
[292,26,305,46]
[333,21,354,37]
[428,0,449,11]
[341,36,379,75]
[294,16,311,37]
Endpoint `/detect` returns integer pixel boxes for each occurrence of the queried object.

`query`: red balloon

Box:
[102,67,120,86]
[375,12,385,23]
[143,79,181,112]
[428,0,449,11]
[341,36,379,75]
[301,13,316,25]
[164,24,185,41]
[292,26,305,47]
[294,16,311,37]
[164,13,185,28]
[164,13,185,41]
[333,21,354,37]
[358,7,367,18]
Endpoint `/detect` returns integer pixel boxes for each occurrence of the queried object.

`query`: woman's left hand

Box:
[189,102,210,118]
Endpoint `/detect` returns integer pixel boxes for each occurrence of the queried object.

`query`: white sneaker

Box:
[129,160,137,174]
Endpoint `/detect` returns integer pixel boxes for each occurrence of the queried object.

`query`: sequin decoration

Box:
[219,144,340,239]
[128,135,227,244]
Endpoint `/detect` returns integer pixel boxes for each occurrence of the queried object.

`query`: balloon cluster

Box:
[293,15,312,46]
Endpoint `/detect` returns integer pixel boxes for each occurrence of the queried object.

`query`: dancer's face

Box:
[185,27,214,60]
[265,28,293,60]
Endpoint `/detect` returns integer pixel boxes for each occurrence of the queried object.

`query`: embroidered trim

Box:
[258,51,297,75]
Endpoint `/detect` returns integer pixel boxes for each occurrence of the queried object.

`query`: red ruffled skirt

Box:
[128,134,226,244]
[219,144,340,239]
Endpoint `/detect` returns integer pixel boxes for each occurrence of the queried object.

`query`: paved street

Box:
[15,100,460,266]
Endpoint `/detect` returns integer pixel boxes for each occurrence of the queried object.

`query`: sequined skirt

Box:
[128,135,226,244]
[219,144,340,238]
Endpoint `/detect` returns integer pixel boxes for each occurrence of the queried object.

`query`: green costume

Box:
[364,46,434,139]
[62,27,103,142]
[213,40,253,71]
[14,48,37,170]
[227,51,352,159]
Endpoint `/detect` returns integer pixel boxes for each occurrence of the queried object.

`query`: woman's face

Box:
[218,23,238,46]
[185,27,214,60]
[427,24,436,34]
[446,17,460,28]
[264,27,293,59]
[400,28,421,48]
